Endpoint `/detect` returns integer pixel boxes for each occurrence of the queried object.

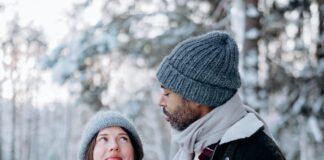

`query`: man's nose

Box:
[158,94,166,108]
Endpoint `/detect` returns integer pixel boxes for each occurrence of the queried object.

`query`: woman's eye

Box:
[97,137,108,143]
[119,136,129,143]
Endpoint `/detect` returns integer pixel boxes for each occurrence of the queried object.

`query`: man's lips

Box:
[162,108,170,122]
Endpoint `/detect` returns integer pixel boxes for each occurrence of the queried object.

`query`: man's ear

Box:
[191,101,213,116]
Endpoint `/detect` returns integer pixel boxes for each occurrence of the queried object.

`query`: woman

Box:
[78,111,144,160]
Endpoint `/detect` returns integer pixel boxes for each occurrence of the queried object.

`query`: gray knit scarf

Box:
[172,93,247,160]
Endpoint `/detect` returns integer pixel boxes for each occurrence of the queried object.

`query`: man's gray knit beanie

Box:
[156,31,241,107]
[78,111,143,160]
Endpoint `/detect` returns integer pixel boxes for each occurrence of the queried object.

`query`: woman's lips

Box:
[106,157,122,160]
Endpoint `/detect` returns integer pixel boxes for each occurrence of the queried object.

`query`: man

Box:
[156,31,285,160]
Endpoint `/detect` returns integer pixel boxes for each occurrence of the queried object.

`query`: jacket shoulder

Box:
[214,130,286,160]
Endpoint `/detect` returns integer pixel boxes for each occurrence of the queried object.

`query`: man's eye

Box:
[163,93,169,96]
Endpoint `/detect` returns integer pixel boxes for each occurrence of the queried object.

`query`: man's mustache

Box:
[163,108,170,117]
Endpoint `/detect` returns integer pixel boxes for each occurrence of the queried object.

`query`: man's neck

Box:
[198,105,214,118]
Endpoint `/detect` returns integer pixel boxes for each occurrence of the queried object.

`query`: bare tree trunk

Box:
[17,105,23,160]
[64,106,72,160]
[317,0,324,58]
[26,108,33,160]
[9,51,18,160]
[0,96,2,160]
[11,93,16,160]
[0,79,3,160]
[27,108,38,160]
[31,109,40,160]
[242,0,267,109]
[20,104,32,160]
[0,49,7,160]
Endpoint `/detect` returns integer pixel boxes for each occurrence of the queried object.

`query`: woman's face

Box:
[93,127,135,160]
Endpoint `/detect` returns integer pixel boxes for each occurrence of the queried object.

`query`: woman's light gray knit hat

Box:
[78,111,143,160]
[156,31,241,107]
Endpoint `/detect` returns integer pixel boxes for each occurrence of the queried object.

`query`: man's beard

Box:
[163,100,200,131]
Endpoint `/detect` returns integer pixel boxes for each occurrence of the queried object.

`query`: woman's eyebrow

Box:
[118,133,128,136]
[97,133,109,137]
[97,132,128,136]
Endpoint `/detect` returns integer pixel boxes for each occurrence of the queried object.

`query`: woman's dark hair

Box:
[85,134,97,160]
[123,127,144,160]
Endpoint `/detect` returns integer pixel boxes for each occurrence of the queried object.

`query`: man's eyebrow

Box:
[160,85,165,89]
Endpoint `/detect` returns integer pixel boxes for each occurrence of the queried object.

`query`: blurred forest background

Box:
[0,0,324,160]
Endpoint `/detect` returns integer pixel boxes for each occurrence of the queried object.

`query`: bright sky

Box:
[0,0,74,40]
[0,0,161,107]
[1,0,103,47]
[0,0,82,106]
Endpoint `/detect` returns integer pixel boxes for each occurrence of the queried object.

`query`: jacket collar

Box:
[220,113,264,145]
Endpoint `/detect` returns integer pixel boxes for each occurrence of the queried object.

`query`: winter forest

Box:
[0,0,323,160]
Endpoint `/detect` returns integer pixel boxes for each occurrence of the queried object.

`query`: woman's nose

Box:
[108,141,119,151]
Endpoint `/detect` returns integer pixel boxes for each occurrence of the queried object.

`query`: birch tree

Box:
[317,0,324,58]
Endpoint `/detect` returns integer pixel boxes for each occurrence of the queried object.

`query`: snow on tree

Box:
[0,0,324,160]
